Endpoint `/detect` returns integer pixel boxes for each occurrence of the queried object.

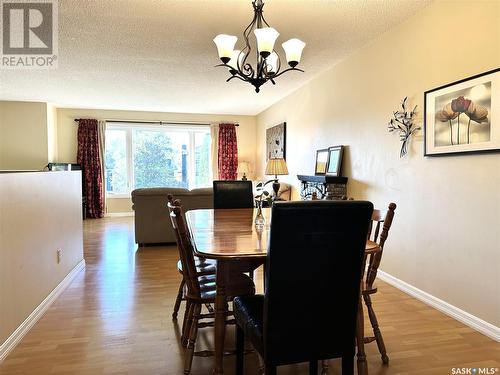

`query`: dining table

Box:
[185,207,380,375]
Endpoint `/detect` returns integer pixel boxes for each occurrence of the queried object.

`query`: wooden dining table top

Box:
[186,207,380,260]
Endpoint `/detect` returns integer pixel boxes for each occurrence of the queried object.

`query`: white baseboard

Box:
[105,212,134,217]
[377,270,500,342]
[0,259,86,362]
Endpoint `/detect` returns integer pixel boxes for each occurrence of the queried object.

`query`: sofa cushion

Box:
[132,187,189,198]
[189,187,213,196]
[131,186,213,244]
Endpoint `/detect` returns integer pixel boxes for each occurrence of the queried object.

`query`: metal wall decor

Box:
[212,0,306,93]
[388,97,420,158]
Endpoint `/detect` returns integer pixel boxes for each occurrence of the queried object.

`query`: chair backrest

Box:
[365,202,397,287]
[213,180,254,209]
[167,196,201,298]
[263,200,374,366]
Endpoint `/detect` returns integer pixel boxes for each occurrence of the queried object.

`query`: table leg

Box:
[214,261,228,374]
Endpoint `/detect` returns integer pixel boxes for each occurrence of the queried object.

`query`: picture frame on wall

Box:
[266,122,286,161]
[326,145,344,176]
[424,68,500,156]
[314,149,329,175]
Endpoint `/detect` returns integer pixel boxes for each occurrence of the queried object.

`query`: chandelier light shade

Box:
[282,38,306,68]
[213,34,238,63]
[253,27,280,57]
[266,52,279,74]
[228,50,244,71]
[213,0,306,93]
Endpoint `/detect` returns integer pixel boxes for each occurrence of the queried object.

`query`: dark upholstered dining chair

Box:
[233,200,374,375]
[213,180,254,209]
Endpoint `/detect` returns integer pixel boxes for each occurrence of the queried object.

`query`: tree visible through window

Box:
[105,123,211,195]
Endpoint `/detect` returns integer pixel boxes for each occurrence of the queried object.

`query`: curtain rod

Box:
[74,119,239,126]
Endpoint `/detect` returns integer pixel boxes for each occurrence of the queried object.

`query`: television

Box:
[47,163,82,171]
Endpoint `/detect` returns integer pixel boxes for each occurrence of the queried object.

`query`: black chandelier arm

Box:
[215,63,254,84]
[226,75,249,83]
[214,62,253,80]
[258,9,270,28]
[271,66,304,79]
[241,62,255,79]
[240,7,258,76]
[256,58,266,78]
[251,0,269,28]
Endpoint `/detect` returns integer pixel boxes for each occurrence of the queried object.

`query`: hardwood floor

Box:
[0,217,498,374]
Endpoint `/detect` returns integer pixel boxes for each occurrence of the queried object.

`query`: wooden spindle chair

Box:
[168,199,255,374]
[362,202,397,364]
[168,194,216,322]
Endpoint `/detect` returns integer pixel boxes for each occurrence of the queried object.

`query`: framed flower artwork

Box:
[424,68,500,156]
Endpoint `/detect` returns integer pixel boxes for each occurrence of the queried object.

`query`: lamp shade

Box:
[265,158,288,176]
[213,34,238,62]
[282,38,306,67]
[253,27,279,57]
[228,50,244,70]
[265,52,279,74]
[237,161,250,174]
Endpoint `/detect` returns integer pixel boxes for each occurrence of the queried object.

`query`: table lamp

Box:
[237,161,250,180]
[265,158,289,199]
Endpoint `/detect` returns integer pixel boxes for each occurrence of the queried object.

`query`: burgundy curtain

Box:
[77,119,104,218]
[218,123,238,180]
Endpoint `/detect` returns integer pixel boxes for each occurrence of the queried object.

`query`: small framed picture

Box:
[314,149,329,175]
[424,68,500,156]
[326,145,344,176]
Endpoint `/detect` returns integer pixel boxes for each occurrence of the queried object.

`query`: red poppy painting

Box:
[424,69,500,156]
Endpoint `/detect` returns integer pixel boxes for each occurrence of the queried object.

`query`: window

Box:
[105,123,211,196]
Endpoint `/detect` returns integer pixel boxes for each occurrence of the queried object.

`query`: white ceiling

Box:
[0,0,431,116]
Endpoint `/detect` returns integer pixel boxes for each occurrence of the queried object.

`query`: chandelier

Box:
[213,0,306,93]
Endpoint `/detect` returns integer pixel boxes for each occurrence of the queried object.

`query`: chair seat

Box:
[187,273,255,303]
[177,259,216,275]
[233,295,265,355]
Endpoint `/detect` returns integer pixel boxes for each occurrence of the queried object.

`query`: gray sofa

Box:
[131,187,213,245]
[131,182,291,245]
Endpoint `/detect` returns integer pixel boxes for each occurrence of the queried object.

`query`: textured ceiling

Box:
[0,0,431,115]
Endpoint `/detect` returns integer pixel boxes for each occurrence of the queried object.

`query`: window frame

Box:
[105,122,212,198]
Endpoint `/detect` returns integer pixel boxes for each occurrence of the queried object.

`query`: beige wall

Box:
[0,101,50,170]
[0,171,84,346]
[56,108,257,213]
[47,104,58,163]
[256,1,500,326]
